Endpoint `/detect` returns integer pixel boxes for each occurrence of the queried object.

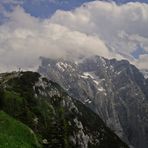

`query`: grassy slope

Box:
[0,111,40,148]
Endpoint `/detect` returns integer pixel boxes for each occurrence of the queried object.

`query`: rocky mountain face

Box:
[39,56,148,148]
[0,71,128,148]
[141,69,148,79]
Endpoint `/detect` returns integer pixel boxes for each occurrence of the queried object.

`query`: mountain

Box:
[39,56,148,148]
[0,71,128,148]
[141,69,148,79]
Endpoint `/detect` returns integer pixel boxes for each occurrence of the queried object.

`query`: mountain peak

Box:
[39,56,148,148]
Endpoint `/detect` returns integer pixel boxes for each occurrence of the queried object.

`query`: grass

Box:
[0,111,40,148]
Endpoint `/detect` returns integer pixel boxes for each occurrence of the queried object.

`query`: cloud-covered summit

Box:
[0,1,148,72]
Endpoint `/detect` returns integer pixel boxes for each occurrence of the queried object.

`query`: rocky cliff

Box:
[39,56,148,148]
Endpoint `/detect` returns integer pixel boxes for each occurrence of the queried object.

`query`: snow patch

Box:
[84,99,92,104]
[56,62,65,72]
[83,72,94,79]
[93,80,99,85]
[98,87,105,92]
[56,62,75,72]
[117,71,122,75]
[80,75,88,79]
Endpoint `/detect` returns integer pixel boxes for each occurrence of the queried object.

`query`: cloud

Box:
[135,54,148,69]
[0,1,148,72]
[50,1,148,68]
[0,6,109,72]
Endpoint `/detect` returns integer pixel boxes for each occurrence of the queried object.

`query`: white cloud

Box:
[0,1,148,72]
[135,54,148,69]
[50,1,148,68]
[0,6,109,72]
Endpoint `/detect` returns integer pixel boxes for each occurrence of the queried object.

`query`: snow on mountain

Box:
[39,55,148,148]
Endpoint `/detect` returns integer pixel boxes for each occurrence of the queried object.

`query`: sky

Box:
[0,0,148,72]
[1,0,148,19]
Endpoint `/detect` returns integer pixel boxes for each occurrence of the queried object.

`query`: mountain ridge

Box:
[0,71,128,148]
[39,55,148,148]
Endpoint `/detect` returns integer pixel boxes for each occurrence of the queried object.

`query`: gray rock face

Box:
[38,56,148,148]
[141,69,148,79]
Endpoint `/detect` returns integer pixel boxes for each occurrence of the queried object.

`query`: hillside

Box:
[0,71,128,148]
[0,111,40,148]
